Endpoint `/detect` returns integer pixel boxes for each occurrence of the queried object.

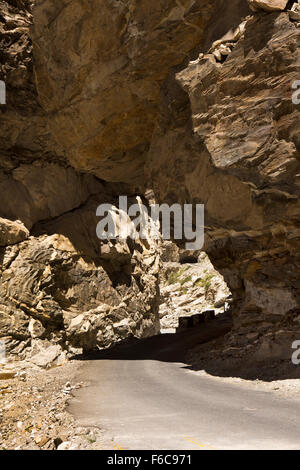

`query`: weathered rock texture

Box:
[0,217,29,246]
[0,0,299,361]
[0,194,161,359]
[31,0,251,184]
[248,0,289,12]
[159,245,230,329]
[148,5,300,354]
[0,1,161,360]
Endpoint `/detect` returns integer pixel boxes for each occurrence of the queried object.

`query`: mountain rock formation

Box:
[159,245,230,329]
[0,0,299,362]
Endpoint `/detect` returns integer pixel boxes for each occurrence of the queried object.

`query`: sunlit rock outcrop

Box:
[32,0,249,183]
[147,6,300,355]
[0,0,299,362]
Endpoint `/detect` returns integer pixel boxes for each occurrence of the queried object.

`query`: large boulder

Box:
[0,218,29,246]
[248,0,289,12]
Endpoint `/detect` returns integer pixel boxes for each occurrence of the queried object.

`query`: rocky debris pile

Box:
[186,305,300,372]
[159,245,230,330]
[186,343,300,394]
[0,356,140,450]
[205,20,247,63]
[187,329,300,384]
[0,359,99,450]
[0,357,135,450]
[191,1,300,66]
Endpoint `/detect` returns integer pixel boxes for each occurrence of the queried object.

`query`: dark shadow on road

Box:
[72,311,300,383]
[72,315,231,364]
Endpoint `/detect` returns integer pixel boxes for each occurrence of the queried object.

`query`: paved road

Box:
[69,322,300,450]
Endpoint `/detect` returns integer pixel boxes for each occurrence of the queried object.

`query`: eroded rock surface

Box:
[148,6,300,354]
[0,1,299,362]
[31,0,250,183]
[248,0,289,12]
[0,197,160,359]
[0,1,161,360]
[0,217,29,246]
[159,247,230,329]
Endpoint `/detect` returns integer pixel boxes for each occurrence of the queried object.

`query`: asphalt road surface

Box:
[69,322,300,450]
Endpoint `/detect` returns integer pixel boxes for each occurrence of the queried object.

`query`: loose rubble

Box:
[0,359,107,450]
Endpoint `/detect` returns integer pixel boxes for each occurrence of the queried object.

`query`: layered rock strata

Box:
[0,0,299,361]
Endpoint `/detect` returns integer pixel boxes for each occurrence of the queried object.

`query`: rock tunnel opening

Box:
[159,242,232,334]
[0,0,299,370]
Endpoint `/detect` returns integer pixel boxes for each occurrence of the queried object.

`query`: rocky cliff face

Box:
[31,0,233,184]
[0,0,299,362]
[148,2,300,358]
[159,245,230,330]
[0,0,160,362]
